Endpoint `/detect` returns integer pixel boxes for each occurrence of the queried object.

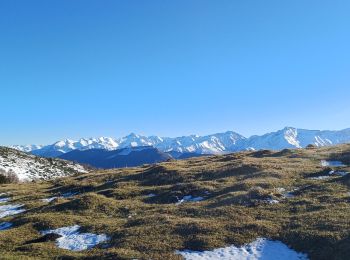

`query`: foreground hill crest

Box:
[0,147,88,181]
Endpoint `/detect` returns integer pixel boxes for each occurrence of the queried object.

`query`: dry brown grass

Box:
[0,144,350,259]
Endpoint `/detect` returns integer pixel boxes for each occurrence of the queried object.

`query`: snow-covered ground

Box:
[329,170,349,176]
[309,169,349,180]
[321,160,346,167]
[0,147,87,181]
[177,238,308,260]
[0,204,25,218]
[264,198,280,204]
[309,176,331,180]
[176,195,204,205]
[276,188,296,199]
[41,197,58,203]
[42,225,109,251]
[41,191,79,203]
[0,197,10,203]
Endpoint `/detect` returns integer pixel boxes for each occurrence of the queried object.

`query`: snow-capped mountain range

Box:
[10,127,350,158]
[10,144,44,153]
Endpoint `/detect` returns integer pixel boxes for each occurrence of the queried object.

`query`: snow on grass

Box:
[42,225,109,251]
[176,195,204,205]
[321,160,346,167]
[41,197,58,203]
[0,148,88,181]
[0,204,25,218]
[0,197,10,204]
[329,170,349,177]
[176,238,309,260]
[308,170,349,180]
[309,176,331,180]
[41,192,78,203]
[0,222,12,230]
[264,198,280,204]
[276,188,296,199]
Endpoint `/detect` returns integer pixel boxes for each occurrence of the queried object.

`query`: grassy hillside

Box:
[0,144,350,259]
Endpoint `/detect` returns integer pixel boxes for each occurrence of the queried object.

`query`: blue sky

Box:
[1,0,350,145]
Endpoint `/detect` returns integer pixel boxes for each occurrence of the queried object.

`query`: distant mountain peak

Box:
[282,126,296,130]
[125,132,140,138]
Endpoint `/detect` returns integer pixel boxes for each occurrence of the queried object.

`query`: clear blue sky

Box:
[1,0,350,145]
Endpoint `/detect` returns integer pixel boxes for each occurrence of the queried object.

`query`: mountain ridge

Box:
[58,146,172,169]
[10,127,350,157]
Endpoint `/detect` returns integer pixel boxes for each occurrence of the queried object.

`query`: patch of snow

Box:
[176,237,308,260]
[130,142,138,147]
[128,212,137,219]
[41,191,78,203]
[309,176,331,180]
[329,170,349,177]
[42,225,109,251]
[276,188,296,199]
[146,193,156,198]
[315,136,332,147]
[176,195,204,205]
[0,222,13,230]
[246,147,256,151]
[0,197,10,204]
[0,204,25,218]
[284,128,301,148]
[41,197,58,203]
[265,198,280,204]
[321,160,345,167]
